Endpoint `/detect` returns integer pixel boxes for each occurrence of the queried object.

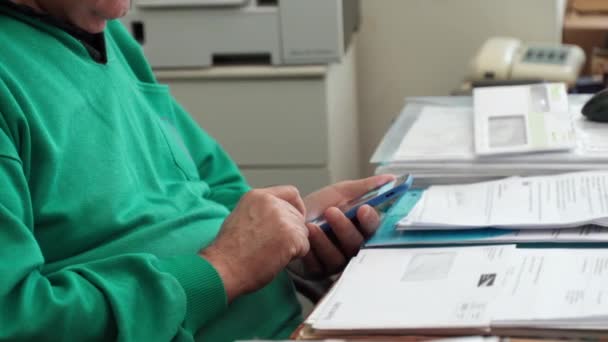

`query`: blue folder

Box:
[364,190,608,248]
[365,190,516,247]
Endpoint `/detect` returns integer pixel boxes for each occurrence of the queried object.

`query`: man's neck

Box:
[6,0,109,33]
[2,0,109,64]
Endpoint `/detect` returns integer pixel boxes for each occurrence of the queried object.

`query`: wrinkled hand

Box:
[200,186,310,302]
[294,174,395,279]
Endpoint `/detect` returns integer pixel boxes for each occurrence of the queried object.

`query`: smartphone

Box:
[308,174,414,243]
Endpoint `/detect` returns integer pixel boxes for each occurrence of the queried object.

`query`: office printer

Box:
[121,0,360,68]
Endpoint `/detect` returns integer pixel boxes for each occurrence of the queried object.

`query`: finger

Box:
[293,224,311,258]
[300,250,325,280]
[274,200,310,256]
[356,204,381,238]
[263,185,306,216]
[307,223,346,275]
[324,207,364,258]
[336,174,396,199]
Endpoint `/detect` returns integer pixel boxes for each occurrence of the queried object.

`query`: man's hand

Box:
[199,186,310,302]
[297,174,395,279]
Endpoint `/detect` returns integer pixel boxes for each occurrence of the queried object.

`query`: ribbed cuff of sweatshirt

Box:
[158,255,227,332]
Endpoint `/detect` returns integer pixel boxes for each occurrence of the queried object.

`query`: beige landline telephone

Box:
[469,37,586,86]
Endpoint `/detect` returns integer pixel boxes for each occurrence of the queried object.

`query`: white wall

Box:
[356,0,566,175]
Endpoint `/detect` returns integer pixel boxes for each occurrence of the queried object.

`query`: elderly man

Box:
[0,0,392,341]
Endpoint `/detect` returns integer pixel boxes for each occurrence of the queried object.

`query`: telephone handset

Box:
[469,37,585,86]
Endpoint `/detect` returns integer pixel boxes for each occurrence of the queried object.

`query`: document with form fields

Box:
[311,246,512,332]
[492,248,608,330]
[397,171,608,230]
[309,245,608,337]
[474,83,576,156]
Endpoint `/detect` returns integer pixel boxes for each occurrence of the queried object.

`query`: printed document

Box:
[394,106,475,161]
[398,171,608,230]
[492,248,608,329]
[311,245,516,331]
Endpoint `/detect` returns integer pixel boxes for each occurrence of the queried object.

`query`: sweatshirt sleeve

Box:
[0,129,227,341]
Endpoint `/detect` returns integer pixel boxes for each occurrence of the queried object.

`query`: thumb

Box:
[338,174,396,198]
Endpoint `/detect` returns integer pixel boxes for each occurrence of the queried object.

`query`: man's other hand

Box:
[297,174,395,279]
[199,186,310,302]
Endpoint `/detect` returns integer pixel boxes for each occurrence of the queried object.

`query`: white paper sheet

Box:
[310,246,608,333]
[311,246,516,331]
[394,106,475,161]
[398,171,608,230]
[492,248,608,327]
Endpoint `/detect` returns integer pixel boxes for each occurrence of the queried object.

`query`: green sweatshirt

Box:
[0,6,301,342]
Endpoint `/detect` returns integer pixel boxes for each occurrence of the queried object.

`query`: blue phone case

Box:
[311,174,414,244]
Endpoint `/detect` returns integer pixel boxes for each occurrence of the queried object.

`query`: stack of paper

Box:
[397,171,608,231]
[307,245,608,338]
[365,190,608,248]
[371,95,608,188]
